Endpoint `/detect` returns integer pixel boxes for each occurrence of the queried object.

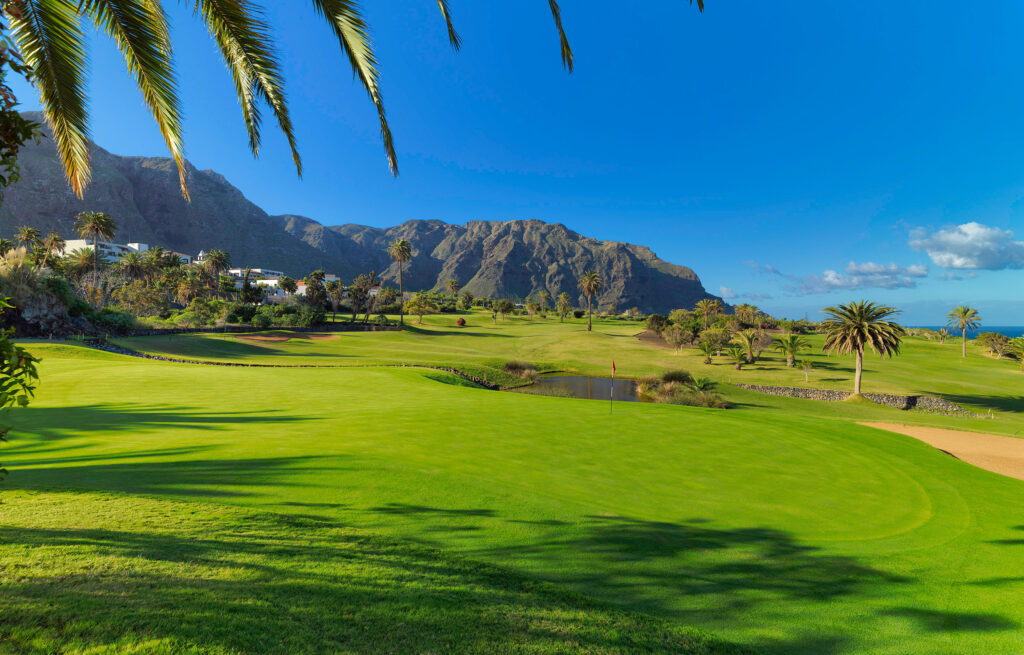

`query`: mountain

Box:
[0,112,721,312]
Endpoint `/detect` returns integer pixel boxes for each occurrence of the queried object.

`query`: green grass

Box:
[3,337,1024,653]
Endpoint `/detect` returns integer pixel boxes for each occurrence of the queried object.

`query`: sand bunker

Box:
[307,334,339,341]
[863,422,1024,481]
[237,333,339,344]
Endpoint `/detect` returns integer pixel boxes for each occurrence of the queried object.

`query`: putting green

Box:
[3,341,1024,653]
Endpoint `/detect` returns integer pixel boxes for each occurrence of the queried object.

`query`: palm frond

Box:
[310,0,398,175]
[547,0,573,72]
[8,0,90,196]
[193,0,302,177]
[435,0,461,50]
[82,0,189,199]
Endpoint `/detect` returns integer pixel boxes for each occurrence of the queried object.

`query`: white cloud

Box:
[909,222,1024,270]
[794,261,927,295]
[718,286,737,299]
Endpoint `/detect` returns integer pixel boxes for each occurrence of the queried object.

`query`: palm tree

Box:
[946,305,981,358]
[73,211,116,279]
[41,230,65,265]
[556,292,572,323]
[387,238,412,326]
[695,298,722,330]
[64,247,100,278]
[726,345,747,370]
[698,340,716,365]
[938,327,949,344]
[445,278,460,299]
[732,329,762,364]
[734,303,758,326]
[325,279,345,322]
[577,270,602,332]
[116,251,149,282]
[7,2,584,200]
[202,249,232,288]
[14,225,40,250]
[538,290,550,310]
[773,334,811,367]
[176,267,205,305]
[822,301,904,395]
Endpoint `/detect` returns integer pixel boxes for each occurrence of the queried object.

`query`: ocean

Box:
[914,326,1024,339]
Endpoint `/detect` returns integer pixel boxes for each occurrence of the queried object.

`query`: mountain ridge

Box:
[0,112,721,312]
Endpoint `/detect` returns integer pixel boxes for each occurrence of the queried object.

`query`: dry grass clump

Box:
[635,375,661,395]
[503,360,538,379]
[661,369,691,384]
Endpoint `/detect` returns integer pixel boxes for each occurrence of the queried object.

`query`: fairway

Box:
[4,328,1024,654]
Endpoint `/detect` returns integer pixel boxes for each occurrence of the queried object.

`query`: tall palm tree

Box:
[41,230,65,262]
[946,305,981,359]
[577,270,602,332]
[773,334,811,367]
[73,211,116,279]
[822,301,904,395]
[387,238,412,325]
[6,1,589,200]
[445,277,460,299]
[556,292,572,323]
[734,303,758,326]
[14,225,40,249]
[695,298,722,330]
[64,247,99,278]
[202,249,232,289]
[538,289,550,310]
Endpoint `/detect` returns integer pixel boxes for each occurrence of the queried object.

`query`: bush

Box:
[635,375,660,395]
[226,303,258,324]
[456,317,466,327]
[252,313,272,329]
[664,390,730,409]
[296,306,326,327]
[645,314,669,335]
[661,369,691,384]
[44,277,92,318]
[92,308,136,333]
[573,309,585,319]
[503,360,538,379]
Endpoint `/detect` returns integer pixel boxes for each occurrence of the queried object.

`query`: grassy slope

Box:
[4,342,1024,653]
[112,314,1024,435]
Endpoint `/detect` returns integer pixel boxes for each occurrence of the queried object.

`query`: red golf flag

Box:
[612,360,616,376]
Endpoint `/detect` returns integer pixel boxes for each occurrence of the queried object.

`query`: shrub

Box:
[456,317,466,327]
[226,303,258,324]
[645,314,669,335]
[661,369,691,384]
[92,308,136,333]
[635,375,660,395]
[664,390,730,409]
[572,309,585,319]
[688,376,717,392]
[252,313,272,329]
[503,360,534,376]
[44,277,92,317]
[296,306,325,327]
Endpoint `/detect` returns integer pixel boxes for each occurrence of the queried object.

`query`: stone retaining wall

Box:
[735,384,977,415]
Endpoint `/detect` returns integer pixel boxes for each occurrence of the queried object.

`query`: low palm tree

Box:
[726,345,747,370]
[387,238,412,326]
[732,329,762,364]
[116,251,149,282]
[773,334,811,367]
[938,327,949,344]
[556,292,572,323]
[695,298,722,330]
[698,340,716,365]
[64,248,100,278]
[946,305,981,358]
[445,277,460,299]
[577,270,602,332]
[822,301,904,395]
[73,211,116,279]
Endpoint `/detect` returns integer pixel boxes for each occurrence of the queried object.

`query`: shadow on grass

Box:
[0,506,744,655]
[880,608,1017,632]
[937,393,1024,414]
[401,324,514,338]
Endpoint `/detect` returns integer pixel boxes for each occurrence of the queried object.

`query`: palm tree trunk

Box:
[92,235,98,280]
[399,265,404,326]
[587,297,592,331]
[787,354,794,367]
[962,327,967,358]
[854,349,864,395]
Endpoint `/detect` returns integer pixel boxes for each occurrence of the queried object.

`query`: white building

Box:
[228,267,285,280]
[63,239,194,265]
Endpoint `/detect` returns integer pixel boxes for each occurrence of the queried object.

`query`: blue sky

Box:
[12,1,1024,323]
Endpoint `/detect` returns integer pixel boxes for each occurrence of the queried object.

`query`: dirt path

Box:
[863,422,1024,481]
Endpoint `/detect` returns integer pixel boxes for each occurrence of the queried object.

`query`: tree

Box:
[946,305,981,358]
[734,303,759,326]
[538,290,550,310]
[39,230,65,268]
[378,286,398,308]
[64,247,102,278]
[732,329,763,364]
[73,211,116,279]
[239,268,265,305]
[0,297,39,482]
[0,239,11,257]
[304,270,327,309]
[494,298,514,320]
[218,274,238,300]
[695,298,722,330]
[278,276,297,296]
[645,314,669,335]
[459,290,474,310]
[663,324,689,353]
[555,292,572,323]
[6,2,589,200]
[977,332,1010,358]
[938,327,949,344]
[822,301,904,395]
[176,267,205,305]
[404,293,436,324]
[577,270,602,332]
[799,359,814,382]
[445,278,460,299]
[525,300,541,317]
[697,340,716,365]
[773,334,811,367]
[325,279,345,321]
[387,239,412,326]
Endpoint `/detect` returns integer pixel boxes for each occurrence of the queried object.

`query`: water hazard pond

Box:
[516,375,650,402]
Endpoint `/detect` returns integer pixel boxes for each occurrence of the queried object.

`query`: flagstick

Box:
[610,361,615,414]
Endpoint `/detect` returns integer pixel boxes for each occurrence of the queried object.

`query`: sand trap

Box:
[863,422,1024,481]
[238,334,292,343]
[307,334,339,341]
